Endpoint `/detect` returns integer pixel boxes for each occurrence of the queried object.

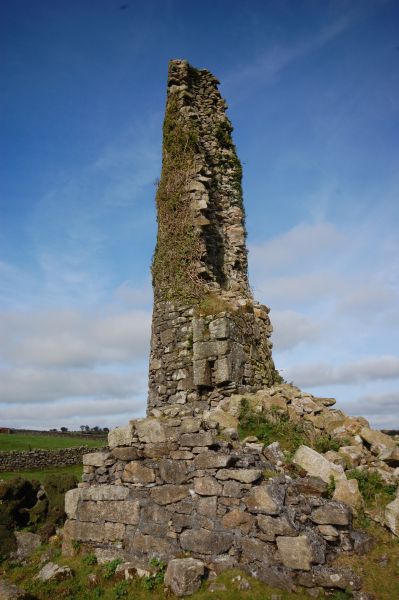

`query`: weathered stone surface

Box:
[150,485,189,505]
[222,509,254,532]
[193,452,233,469]
[359,427,396,452]
[240,538,278,565]
[81,485,129,501]
[135,419,167,443]
[385,494,399,537]
[245,483,285,515]
[125,532,178,560]
[65,489,82,519]
[111,447,139,461]
[194,476,222,496]
[257,514,297,541]
[180,529,233,554]
[14,532,41,560]
[297,565,362,590]
[179,432,216,447]
[311,502,351,526]
[216,468,262,483]
[0,580,31,600]
[78,500,140,525]
[333,479,363,511]
[164,558,204,597]
[276,535,314,570]
[197,496,217,517]
[223,480,243,498]
[63,519,125,548]
[35,562,72,582]
[122,462,155,484]
[159,459,188,484]
[83,452,109,467]
[287,476,328,497]
[293,445,346,483]
[108,423,135,448]
[338,445,363,468]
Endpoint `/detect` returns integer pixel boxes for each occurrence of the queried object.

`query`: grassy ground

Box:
[2,532,398,600]
[0,433,106,452]
[0,465,83,482]
[0,543,324,600]
[335,520,399,599]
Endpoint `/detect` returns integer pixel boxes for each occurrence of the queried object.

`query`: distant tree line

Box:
[48,426,109,434]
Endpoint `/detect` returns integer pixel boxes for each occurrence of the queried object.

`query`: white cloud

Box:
[250,222,343,275]
[286,356,399,388]
[271,309,324,351]
[0,366,146,404]
[0,308,151,369]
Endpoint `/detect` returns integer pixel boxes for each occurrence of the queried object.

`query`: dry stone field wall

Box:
[62,60,399,597]
[148,59,277,413]
[0,446,101,472]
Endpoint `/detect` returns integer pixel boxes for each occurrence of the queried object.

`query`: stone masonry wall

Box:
[0,446,105,472]
[63,414,367,594]
[148,60,277,413]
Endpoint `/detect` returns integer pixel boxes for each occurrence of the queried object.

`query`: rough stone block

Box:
[311,502,352,526]
[122,462,156,484]
[256,514,297,541]
[78,500,140,525]
[164,558,205,597]
[111,447,139,461]
[82,452,109,467]
[125,532,178,561]
[297,566,362,590]
[216,468,262,483]
[333,479,363,511]
[108,423,136,448]
[80,485,129,501]
[194,476,222,496]
[276,535,314,570]
[179,431,216,447]
[193,452,234,470]
[209,317,230,340]
[150,485,189,505]
[135,419,167,443]
[65,488,82,519]
[245,483,285,515]
[385,494,399,537]
[14,531,41,560]
[240,538,278,565]
[159,459,188,484]
[193,340,229,361]
[292,445,346,483]
[180,529,233,554]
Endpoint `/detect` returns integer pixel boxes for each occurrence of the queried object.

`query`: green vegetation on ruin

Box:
[347,468,396,508]
[151,93,204,303]
[237,398,346,456]
[0,433,105,452]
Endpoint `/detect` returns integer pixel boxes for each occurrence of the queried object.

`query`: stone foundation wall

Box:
[63,415,367,594]
[148,302,275,413]
[0,446,105,472]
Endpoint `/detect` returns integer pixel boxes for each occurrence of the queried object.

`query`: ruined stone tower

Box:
[62,61,392,596]
[149,59,277,413]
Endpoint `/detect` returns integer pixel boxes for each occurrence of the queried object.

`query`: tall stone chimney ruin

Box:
[149,59,278,413]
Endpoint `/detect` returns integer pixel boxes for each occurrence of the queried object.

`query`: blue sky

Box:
[1,0,398,430]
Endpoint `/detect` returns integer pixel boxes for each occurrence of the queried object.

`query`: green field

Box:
[0,433,106,452]
[0,464,83,483]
